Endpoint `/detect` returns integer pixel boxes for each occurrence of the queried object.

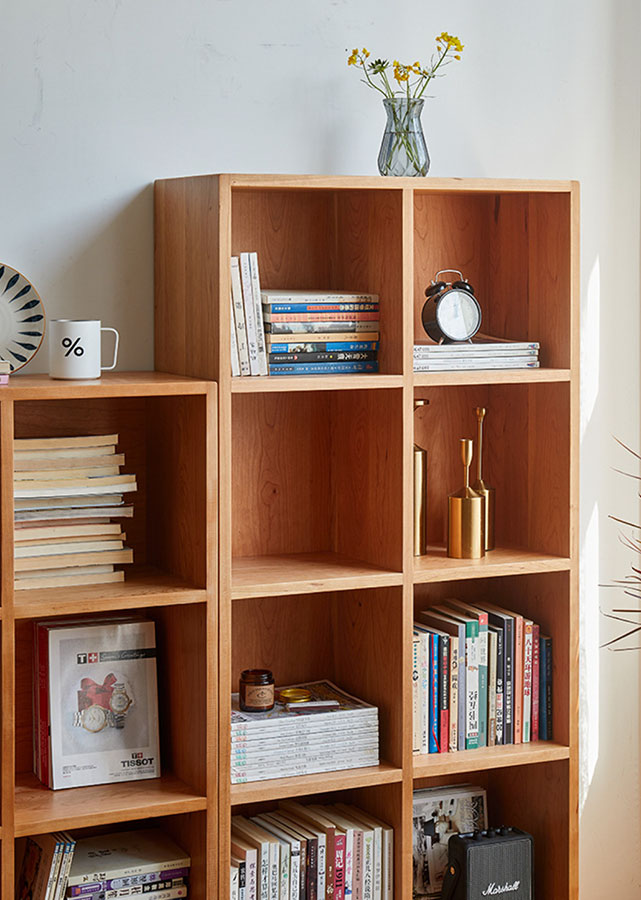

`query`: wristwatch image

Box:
[73,704,109,733]
[74,673,135,731]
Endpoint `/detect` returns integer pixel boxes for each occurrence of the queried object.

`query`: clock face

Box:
[81,704,108,733]
[436,289,482,341]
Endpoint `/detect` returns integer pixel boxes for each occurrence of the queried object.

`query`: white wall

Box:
[2,0,640,894]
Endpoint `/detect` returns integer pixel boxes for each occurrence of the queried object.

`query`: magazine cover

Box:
[47,618,160,789]
[413,785,488,898]
[231,679,378,727]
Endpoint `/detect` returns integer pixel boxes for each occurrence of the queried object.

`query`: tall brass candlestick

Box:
[472,406,495,550]
[413,399,428,556]
[448,438,485,559]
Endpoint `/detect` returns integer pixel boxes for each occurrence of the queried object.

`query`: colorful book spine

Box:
[264,312,380,323]
[429,632,439,754]
[492,625,505,746]
[412,633,421,752]
[540,635,553,740]
[477,612,489,748]
[266,303,379,313]
[531,624,540,742]
[417,628,429,754]
[268,362,379,375]
[522,620,534,742]
[267,332,379,345]
[513,614,524,743]
[68,870,191,895]
[488,630,497,747]
[270,341,379,354]
[266,322,379,335]
[449,636,458,752]
[465,620,480,750]
[438,634,449,754]
[268,351,377,363]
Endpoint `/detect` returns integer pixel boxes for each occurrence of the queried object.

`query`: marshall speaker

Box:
[441,827,534,899]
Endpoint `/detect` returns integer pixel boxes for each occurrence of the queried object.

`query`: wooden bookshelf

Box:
[154,174,579,899]
[1,373,217,900]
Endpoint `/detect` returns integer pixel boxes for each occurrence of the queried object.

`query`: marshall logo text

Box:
[482,882,521,896]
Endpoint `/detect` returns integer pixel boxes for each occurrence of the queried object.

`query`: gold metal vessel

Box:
[448,438,485,559]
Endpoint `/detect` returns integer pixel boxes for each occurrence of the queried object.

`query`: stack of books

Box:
[413,336,540,372]
[14,433,137,590]
[232,800,393,900]
[16,828,190,900]
[413,599,552,755]
[230,680,379,784]
[229,252,380,377]
[413,783,487,898]
[34,617,160,789]
[262,289,380,375]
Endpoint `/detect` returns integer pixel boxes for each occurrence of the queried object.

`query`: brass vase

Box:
[448,438,485,559]
[472,407,495,550]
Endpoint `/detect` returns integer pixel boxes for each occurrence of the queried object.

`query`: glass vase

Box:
[378,97,430,177]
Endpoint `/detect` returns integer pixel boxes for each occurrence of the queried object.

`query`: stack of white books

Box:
[230,680,379,784]
[13,433,137,589]
[413,336,540,372]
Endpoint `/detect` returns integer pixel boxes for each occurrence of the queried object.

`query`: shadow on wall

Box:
[23,184,154,375]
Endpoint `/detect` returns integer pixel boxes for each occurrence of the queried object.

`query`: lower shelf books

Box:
[17,828,191,900]
[232,799,393,900]
[230,680,379,784]
[413,784,487,899]
[34,617,160,789]
[413,600,552,754]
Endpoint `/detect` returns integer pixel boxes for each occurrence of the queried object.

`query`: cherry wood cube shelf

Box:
[154,174,579,900]
[0,374,217,900]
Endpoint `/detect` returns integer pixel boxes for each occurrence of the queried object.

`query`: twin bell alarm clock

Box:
[422,269,481,343]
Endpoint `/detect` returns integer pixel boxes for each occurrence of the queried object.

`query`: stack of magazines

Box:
[230,680,379,784]
[413,336,540,372]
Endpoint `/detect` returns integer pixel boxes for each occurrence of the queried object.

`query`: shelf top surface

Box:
[157,173,579,194]
[3,371,213,400]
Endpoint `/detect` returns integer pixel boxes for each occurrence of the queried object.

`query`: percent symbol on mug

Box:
[62,337,84,357]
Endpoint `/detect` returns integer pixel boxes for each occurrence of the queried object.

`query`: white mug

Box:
[49,319,119,380]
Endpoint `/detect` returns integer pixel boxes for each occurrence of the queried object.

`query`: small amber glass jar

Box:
[239,669,275,712]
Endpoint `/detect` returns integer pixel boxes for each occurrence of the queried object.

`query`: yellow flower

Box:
[347,48,358,66]
[362,48,370,58]
[393,64,410,83]
[454,54,461,60]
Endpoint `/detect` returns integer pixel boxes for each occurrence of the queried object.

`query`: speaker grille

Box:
[466,839,532,899]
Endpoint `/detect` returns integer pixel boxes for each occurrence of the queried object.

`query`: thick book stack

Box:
[16,829,191,900]
[261,290,380,376]
[232,799,393,900]
[14,433,137,590]
[230,680,379,784]
[229,250,380,377]
[413,600,553,755]
[413,784,487,899]
[34,617,160,789]
[413,336,540,372]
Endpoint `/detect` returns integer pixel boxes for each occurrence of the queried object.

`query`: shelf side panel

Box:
[154,176,224,381]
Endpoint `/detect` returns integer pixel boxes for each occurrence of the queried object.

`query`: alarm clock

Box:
[422,269,482,343]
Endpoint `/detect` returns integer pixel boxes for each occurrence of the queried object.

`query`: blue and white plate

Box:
[0,264,45,371]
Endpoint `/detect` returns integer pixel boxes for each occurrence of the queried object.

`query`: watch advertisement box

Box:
[45,618,160,789]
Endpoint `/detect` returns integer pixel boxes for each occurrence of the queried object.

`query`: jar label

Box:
[245,685,274,707]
